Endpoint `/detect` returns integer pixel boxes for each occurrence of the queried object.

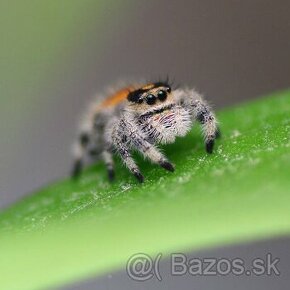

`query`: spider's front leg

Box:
[112,118,175,182]
[192,99,219,153]
[124,120,175,172]
[111,126,144,183]
[174,88,220,153]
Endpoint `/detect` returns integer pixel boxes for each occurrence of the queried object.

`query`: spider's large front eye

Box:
[157,90,167,101]
[146,94,156,105]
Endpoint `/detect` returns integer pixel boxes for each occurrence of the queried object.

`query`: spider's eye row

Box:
[157,90,167,101]
[146,94,156,105]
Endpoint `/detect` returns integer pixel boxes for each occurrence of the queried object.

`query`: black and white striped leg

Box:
[71,132,90,179]
[129,130,175,172]
[102,150,115,182]
[193,100,219,153]
[122,152,144,183]
[114,139,144,183]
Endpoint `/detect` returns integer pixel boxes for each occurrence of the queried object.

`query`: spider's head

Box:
[127,82,173,113]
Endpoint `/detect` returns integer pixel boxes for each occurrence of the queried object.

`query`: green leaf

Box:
[0,91,289,290]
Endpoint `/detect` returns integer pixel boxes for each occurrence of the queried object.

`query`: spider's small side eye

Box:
[157,90,167,101]
[137,98,143,104]
[146,94,156,105]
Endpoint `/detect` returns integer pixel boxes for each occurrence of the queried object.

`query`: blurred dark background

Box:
[1,0,290,207]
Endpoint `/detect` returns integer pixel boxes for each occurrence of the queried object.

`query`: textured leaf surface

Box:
[0,91,289,290]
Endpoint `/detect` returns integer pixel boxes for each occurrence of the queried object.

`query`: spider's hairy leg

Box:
[192,100,219,154]
[127,123,175,172]
[71,132,90,179]
[111,130,144,183]
[101,150,115,182]
[71,104,102,179]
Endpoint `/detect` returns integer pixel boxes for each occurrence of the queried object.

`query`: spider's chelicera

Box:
[72,81,220,183]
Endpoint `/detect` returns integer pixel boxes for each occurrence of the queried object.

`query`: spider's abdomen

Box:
[140,105,192,144]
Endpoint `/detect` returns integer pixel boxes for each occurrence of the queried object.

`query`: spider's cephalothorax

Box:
[72,81,220,183]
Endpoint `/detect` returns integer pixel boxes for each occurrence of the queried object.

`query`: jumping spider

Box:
[72,81,220,183]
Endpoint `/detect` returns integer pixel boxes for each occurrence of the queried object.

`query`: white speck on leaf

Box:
[231,130,241,138]
[121,184,132,192]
